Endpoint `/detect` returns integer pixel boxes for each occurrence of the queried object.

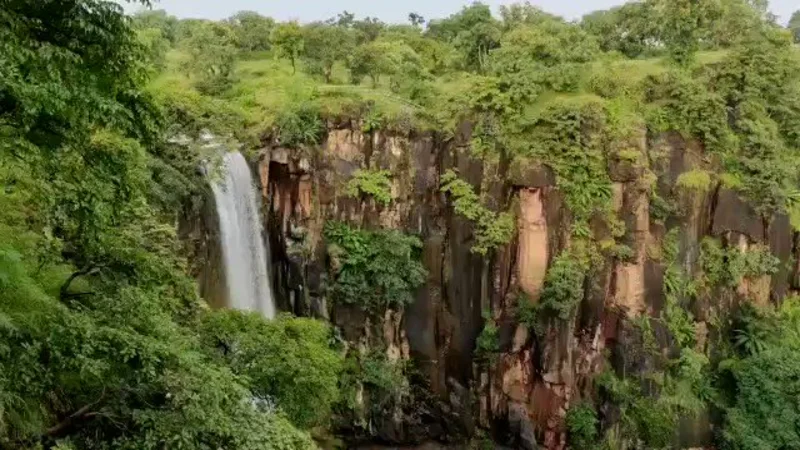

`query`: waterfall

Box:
[210,151,275,318]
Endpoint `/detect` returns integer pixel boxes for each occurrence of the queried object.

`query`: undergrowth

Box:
[324,222,427,311]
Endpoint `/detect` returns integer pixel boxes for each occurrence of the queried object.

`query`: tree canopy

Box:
[0,1,339,448]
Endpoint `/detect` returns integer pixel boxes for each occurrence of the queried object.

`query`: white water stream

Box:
[211,151,275,318]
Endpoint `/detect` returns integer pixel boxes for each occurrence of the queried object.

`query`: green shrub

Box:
[361,352,410,407]
[611,243,635,262]
[649,191,675,223]
[663,295,697,349]
[700,237,780,289]
[325,222,427,310]
[539,251,588,320]
[520,99,614,229]
[440,170,515,255]
[336,350,411,429]
[516,292,542,335]
[475,310,500,362]
[274,103,326,147]
[345,169,393,205]
[676,169,713,192]
[199,310,343,429]
[597,371,678,449]
[721,345,800,449]
[361,109,384,133]
[566,403,599,450]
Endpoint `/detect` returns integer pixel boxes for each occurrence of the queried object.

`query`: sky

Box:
[124,0,797,25]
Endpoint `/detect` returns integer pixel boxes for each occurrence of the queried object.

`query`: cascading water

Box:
[210,151,276,318]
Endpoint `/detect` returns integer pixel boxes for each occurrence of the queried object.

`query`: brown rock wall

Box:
[232,126,799,449]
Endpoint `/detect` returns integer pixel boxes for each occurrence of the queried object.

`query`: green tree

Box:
[227,11,275,52]
[711,0,772,47]
[498,2,560,31]
[653,0,723,64]
[334,10,357,28]
[408,12,425,27]
[136,26,171,73]
[347,39,430,99]
[302,23,355,82]
[180,21,237,94]
[790,10,800,43]
[175,18,210,43]
[581,3,659,57]
[426,2,501,72]
[490,20,600,101]
[353,17,386,44]
[199,311,343,429]
[131,9,179,43]
[271,21,304,74]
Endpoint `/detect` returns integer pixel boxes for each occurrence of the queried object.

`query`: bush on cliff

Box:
[324,222,427,311]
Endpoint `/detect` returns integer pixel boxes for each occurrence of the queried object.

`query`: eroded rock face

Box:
[238,125,798,449]
[518,188,549,300]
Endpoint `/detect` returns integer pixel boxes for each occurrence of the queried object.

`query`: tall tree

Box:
[491,20,600,101]
[271,21,304,74]
[426,2,501,72]
[181,21,237,94]
[353,17,386,44]
[302,23,356,83]
[499,2,560,31]
[408,12,425,27]
[227,11,275,52]
[790,10,800,43]
[581,3,660,57]
[131,9,179,43]
[653,0,723,64]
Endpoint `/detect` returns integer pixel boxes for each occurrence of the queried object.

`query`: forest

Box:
[2,0,800,449]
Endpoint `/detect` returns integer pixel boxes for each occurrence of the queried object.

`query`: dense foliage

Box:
[440,170,515,255]
[0,1,337,448]
[324,222,427,311]
[3,0,800,448]
[198,311,342,429]
[565,403,599,450]
[344,169,393,206]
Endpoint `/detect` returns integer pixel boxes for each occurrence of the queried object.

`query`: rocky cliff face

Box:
[251,122,798,449]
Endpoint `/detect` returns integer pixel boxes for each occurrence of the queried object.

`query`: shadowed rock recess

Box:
[193,120,794,449]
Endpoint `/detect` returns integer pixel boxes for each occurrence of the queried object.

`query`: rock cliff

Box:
[231,120,797,448]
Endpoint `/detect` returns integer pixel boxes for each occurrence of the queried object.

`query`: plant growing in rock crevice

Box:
[440,170,515,255]
[335,350,412,434]
[538,250,589,320]
[699,237,780,290]
[324,222,427,311]
[475,310,500,363]
[345,169,393,205]
[566,403,599,450]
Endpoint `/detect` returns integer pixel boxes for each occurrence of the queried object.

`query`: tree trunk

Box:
[45,391,106,438]
[324,64,332,84]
